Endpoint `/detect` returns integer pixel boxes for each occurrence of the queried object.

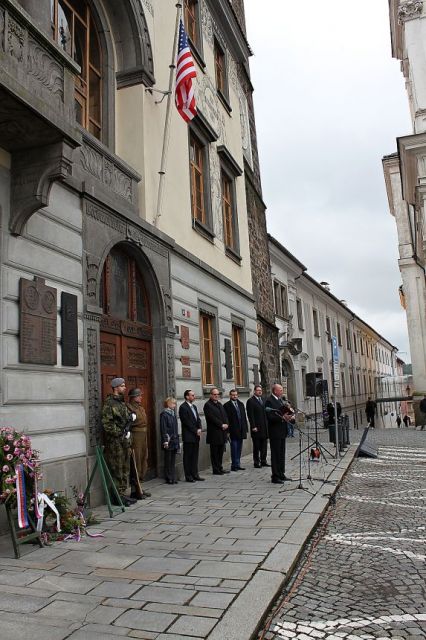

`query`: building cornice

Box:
[397,131,426,204]
[206,0,252,63]
[382,152,401,218]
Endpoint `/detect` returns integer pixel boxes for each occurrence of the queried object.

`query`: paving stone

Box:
[167,614,217,637]
[129,556,197,575]
[189,561,255,580]
[131,585,195,604]
[89,581,140,598]
[0,592,49,613]
[0,620,70,640]
[190,591,235,609]
[85,604,127,623]
[31,575,101,594]
[114,609,177,632]
[38,599,98,620]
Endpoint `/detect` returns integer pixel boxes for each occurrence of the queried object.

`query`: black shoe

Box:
[166,479,173,484]
[173,480,179,484]
[142,490,151,497]
[231,467,238,472]
[213,471,222,475]
[261,462,270,467]
[221,470,230,474]
[186,477,195,482]
[130,492,146,501]
[120,494,137,505]
[194,477,205,481]
[254,463,261,468]
[110,495,124,506]
[271,479,284,484]
[237,466,245,471]
[283,476,292,482]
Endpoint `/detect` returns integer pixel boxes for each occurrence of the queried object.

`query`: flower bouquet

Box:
[41,487,100,543]
[0,426,41,509]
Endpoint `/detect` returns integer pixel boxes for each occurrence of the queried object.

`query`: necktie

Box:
[234,401,241,421]
[191,405,197,419]
[257,397,263,405]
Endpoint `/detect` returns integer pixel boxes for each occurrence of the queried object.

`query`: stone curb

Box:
[206,444,358,640]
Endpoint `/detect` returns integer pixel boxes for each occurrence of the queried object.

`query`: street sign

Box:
[332,335,340,388]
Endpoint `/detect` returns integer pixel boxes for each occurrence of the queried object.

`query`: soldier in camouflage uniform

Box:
[102,377,136,507]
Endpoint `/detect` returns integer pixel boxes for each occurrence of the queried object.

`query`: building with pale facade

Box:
[269,236,398,428]
[383,1,426,422]
[0,0,278,494]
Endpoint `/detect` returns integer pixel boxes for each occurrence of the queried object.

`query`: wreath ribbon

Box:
[16,464,29,529]
[36,493,61,533]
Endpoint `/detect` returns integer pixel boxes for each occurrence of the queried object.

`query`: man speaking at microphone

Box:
[265,384,291,484]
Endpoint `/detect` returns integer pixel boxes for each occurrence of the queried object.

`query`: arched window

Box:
[100,247,150,326]
[51,0,102,139]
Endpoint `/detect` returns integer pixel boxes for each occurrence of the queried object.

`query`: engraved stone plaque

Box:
[181,325,190,350]
[61,292,78,367]
[20,277,57,365]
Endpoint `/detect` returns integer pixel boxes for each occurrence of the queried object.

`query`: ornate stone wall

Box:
[229,0,247,35]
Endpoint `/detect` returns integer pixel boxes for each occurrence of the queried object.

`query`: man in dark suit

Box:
[224,389,248,471]
[179,389,205,482]
[246,384,269,468]
[265,383,291,484]
[204,388,229,475]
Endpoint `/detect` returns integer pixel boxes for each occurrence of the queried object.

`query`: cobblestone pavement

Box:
[0,432,355,640]
[259,428,426,640]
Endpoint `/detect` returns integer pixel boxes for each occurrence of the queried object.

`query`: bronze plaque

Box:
[20,277,57,365]
[61,292,78,367]
[181,325,190,350]
[182,367,191,379]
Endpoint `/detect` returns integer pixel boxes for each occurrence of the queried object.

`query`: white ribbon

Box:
[36,493,61,533]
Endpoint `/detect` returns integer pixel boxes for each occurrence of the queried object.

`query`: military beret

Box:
[111,377,125,388]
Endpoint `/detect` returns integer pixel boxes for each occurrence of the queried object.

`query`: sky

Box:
[244,0,412,359]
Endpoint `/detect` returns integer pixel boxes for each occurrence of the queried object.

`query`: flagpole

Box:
[153,2,182,228]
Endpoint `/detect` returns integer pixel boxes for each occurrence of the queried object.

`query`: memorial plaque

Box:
[20,277,57,365]
[182,367,191,379]
[61,292,78,367]
[181,325,190,349]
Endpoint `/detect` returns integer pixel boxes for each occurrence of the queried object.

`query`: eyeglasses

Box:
[212,393,220,396]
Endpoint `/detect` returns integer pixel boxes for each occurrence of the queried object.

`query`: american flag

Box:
[175,19,197,122]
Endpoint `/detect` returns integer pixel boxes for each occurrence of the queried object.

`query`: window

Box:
[357,374,361,395]
[350,373,355,396]
[361,339,364,356]
[301,367,307,397]
[222,171,237,252]
[346,328,351,350]
[184,0,199,46]
[214,38,226,96]
[101,247,150,325]
[232,324,244,387]
[342,372,346,397]
[274,281,288,319]
[354,333,358,353]
[51,0,102,139]
[200,313,215,386]
[296,299,304,330]
[326,316,331,342]
[337,322,342,346]
[189,133,206,225]
[313,309,320,337]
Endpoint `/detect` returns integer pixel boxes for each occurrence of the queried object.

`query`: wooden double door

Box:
[100,330,156,476]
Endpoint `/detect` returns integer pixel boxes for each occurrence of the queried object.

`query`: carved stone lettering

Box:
[181,325,190,350]
[85,202,126,234]
[19,277,57,365]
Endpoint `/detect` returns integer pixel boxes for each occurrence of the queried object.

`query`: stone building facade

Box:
[0,0,271,494]
[269,236,398,428]
[383,1,426,422]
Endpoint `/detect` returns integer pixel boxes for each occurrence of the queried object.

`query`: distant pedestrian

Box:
[419,395,426,430]
[365,397,377,428]
[160,397,180,484]
[403,414,411,428]
[396,415,402,428]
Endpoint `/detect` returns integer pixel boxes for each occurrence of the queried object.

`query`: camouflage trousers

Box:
[104,436,130,494]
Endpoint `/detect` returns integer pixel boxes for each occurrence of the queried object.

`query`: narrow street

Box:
[260,429,426,640]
